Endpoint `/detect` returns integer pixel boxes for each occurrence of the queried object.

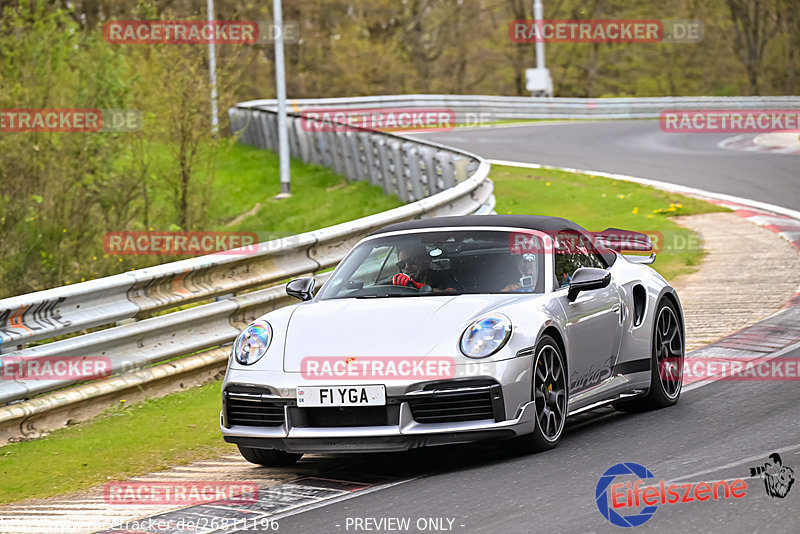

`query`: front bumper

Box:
[220,358,535,453]
[221,398,537,453]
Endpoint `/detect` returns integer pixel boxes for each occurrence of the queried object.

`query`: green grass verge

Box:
[208,143,403,235]
[490,165,727,281]
[0,164,726,505]
[125,141,403,236]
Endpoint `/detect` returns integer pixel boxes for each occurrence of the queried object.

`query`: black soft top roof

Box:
[371,215,617,266]
[372,214,584,236]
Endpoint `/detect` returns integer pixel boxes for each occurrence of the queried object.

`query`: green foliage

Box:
[0,0,792,296]
[0,2,130,293]
[252,0,799,98]
[0,3,402,298]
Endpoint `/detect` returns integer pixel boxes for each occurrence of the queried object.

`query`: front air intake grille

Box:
[225,391,285,427]
[291,406,400,428]
[408,388,499,424]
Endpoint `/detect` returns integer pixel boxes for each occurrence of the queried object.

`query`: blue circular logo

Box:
[595,462,658,527]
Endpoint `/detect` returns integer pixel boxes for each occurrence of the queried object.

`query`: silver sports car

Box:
[221,215,684,466]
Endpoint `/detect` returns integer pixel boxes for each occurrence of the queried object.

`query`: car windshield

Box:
[317,229,545,299]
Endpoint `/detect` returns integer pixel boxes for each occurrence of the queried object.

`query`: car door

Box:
[552,233,623,395]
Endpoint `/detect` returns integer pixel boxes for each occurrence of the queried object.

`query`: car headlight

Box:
[459,315,512,359]
[233,320,273,365]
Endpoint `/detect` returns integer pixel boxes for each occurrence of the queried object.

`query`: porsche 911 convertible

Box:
[220,215,684,465]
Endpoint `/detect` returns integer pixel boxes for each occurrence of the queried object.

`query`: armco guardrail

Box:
[3,93,790,417]
[0,103,493,408]
[240,94,800,121]
[228,104,483,203]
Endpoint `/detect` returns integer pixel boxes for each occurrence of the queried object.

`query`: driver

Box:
[501,253,538,292]
[392,245,431,289]
[392,245,460,294]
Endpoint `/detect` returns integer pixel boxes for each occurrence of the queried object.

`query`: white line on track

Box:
[264,476,423,524]
[682,338,800,393]
[661,443,800,484]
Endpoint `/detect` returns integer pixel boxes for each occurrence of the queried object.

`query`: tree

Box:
[725,0,779,95]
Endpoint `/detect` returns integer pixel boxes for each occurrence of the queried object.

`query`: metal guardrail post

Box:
[405,143,424,201]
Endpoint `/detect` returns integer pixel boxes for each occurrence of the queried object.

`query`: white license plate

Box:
[296,385,386,407]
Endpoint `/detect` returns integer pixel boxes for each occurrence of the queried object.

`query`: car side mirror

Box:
[286,277,315,301]
[567,267,611,302]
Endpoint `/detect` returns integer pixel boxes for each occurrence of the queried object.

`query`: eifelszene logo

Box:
[595,462,747,527]
[596,463,659,527]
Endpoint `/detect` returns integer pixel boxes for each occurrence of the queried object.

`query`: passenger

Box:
[501,253,538,292]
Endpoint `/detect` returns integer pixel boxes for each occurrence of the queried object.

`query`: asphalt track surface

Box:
[415,120,800,212]
[80,121,798,534]
[270,123,800,533]
[274,353,800,533]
